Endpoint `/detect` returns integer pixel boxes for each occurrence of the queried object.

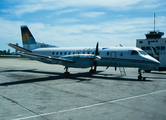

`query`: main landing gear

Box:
[64,66,70,78]
[138,70,146,80]
[89,66,96,74]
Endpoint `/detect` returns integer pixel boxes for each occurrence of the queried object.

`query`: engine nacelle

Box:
[59,54,101,68]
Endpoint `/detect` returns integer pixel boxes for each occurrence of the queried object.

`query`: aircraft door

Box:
[110,52,116,64]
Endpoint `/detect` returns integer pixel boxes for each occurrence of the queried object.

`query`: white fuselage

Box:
[32,46,160,69]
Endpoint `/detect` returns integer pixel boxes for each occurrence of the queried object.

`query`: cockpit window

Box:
[139,50,147,55]
[131,50,138,55]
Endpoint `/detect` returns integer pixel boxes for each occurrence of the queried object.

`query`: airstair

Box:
[119,67,126,76]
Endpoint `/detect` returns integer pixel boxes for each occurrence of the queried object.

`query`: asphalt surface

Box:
[0,58,166,120]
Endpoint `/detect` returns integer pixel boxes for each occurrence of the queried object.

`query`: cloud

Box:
[2,0,145,16]
[56,18,80,23]
[0,14,166,51]
[56,9,79,15]
[81,12,105,18]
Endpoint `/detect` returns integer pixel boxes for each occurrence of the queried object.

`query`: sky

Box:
[0,0,166,52]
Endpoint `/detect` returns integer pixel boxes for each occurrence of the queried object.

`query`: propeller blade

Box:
[93,42,99,73]
[95,42,99,55]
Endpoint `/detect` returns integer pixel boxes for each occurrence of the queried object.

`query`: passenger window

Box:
[131,50,138,55]
[56,52,58,55]
[60,52,62,55]
[107,52,109,55]
[64,52,66,55]
[52,52,54,55]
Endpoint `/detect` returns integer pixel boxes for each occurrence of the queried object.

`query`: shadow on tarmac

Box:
[0,69,152,86]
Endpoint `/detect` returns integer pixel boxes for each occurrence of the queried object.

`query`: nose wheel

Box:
[138,70,146,80]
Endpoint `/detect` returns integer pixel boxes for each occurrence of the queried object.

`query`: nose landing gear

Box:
[138,70,146,80]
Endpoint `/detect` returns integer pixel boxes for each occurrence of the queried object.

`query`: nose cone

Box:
[151,59,160,67]
[146,56,160,67]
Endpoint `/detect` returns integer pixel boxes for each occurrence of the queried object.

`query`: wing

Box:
[19,52,74,63]
[8,43,74,63]
[8,43,32,53]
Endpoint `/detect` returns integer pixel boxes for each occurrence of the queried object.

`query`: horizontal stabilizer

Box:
[8,43,32,53]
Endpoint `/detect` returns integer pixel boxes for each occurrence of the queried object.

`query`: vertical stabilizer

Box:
[21,25,37,50]
[21,25,57,50]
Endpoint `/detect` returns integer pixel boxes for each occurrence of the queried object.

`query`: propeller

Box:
[93,42,99,73]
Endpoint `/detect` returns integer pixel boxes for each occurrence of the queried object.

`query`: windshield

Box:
[139,50,147,55]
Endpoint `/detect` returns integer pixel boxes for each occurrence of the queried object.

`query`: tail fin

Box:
[21,25,37,50]
[21,25,57,50]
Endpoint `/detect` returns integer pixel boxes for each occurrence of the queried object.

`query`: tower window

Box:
[161,46,165,50]
[141,47,145,50]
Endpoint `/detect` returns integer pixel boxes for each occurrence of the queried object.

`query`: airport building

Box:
[136,30,166,71]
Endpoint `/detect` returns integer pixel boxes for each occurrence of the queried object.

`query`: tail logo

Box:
[22,33,30,44]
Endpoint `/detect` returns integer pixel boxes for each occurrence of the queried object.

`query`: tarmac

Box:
[0,58,166,120]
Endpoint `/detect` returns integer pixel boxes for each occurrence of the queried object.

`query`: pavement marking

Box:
[12,89,166,120]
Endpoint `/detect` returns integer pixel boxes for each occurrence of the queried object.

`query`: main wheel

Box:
[89,69,96,74]
[64,72,70,78]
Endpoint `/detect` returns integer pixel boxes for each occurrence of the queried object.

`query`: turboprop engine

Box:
[59,54,101,68]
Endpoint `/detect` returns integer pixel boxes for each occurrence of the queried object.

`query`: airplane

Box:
[8,25,160,80]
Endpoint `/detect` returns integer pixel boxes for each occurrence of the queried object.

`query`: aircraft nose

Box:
[154,60,160,66]
[148,58,160,67]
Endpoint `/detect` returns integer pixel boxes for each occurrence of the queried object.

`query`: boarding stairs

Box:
[119,67,126,76]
